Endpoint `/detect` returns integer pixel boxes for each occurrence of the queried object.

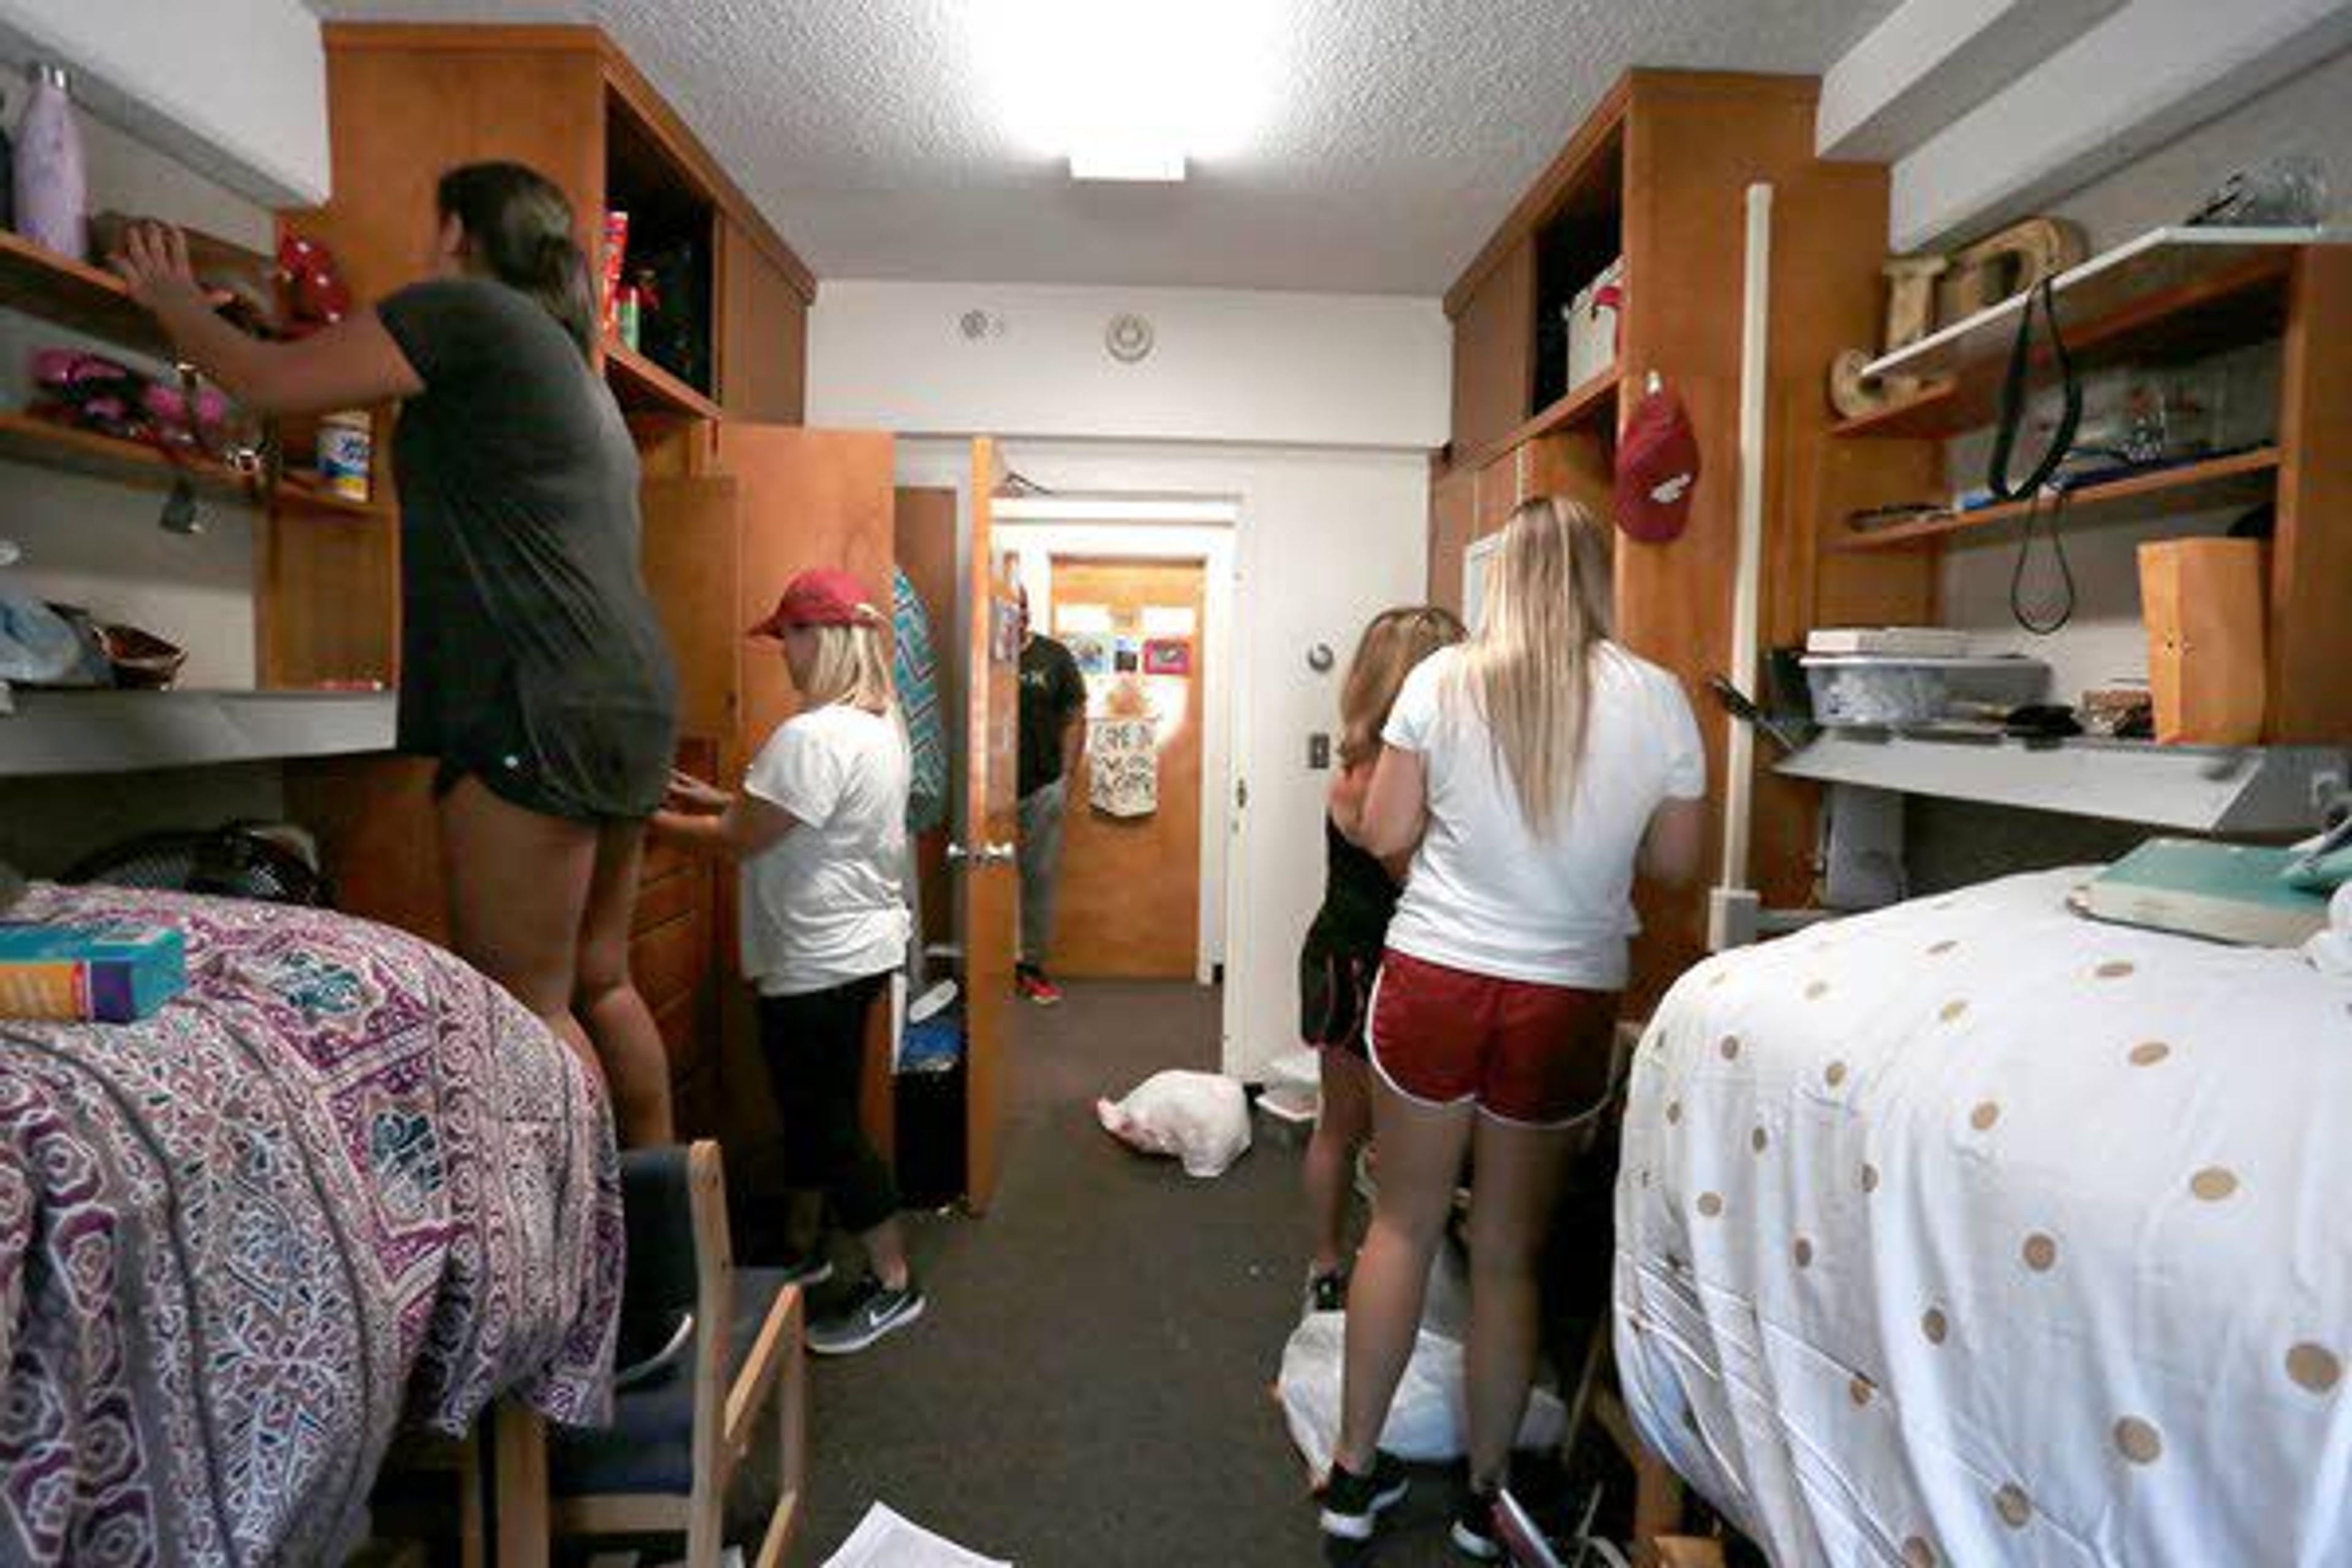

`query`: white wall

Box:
[810,280,1450,450]
[0,0,330,207]
[894,439,1429,1082]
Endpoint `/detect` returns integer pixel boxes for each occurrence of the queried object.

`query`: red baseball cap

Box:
[1615,385,1701,543]
[749,568,881,637]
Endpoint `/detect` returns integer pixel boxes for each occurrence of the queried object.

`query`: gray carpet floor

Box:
[786,979,1479,1568]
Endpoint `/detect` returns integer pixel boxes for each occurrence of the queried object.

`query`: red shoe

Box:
[1016,966,1064,1006]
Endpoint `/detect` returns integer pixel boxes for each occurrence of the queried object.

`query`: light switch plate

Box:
[1308,733,1330,770]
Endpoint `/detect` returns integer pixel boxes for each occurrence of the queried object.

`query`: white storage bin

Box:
[1801,655,2049,728]
[1564,256,1623,390]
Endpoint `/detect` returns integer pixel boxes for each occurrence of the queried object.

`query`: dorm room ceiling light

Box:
[978,0,1273,181]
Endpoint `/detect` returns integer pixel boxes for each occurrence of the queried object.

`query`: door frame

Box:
[993,501,1240,987]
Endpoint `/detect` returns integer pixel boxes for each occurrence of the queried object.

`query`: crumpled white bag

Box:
[1277,1310,1567,1479]
[1095,1069,1251,1178]
[2303,882,2352,977]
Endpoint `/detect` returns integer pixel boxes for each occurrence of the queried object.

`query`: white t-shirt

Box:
[1381,642,1705,989]
[739,703,913,997]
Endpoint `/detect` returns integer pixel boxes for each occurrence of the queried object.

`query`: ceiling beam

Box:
[1817,0,2124,163]
[1888,0,2352,251]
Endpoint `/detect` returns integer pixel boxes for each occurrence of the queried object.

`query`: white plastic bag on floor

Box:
[1276,1311,1567,1479]
[1095,1069,1251,1178]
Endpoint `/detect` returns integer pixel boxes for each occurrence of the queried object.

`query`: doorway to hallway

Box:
[1045,553,1208,980]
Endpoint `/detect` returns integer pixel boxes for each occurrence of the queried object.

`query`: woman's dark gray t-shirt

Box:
[377,278,678,821]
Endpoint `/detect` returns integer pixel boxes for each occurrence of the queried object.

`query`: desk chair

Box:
[551,1140,807,1568]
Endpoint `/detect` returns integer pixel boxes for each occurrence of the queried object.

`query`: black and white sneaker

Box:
[1319,1450,1409,1542]
[1451,1485,1503,1560]
[805,1276,925,1356]
[776,1249,834,1289]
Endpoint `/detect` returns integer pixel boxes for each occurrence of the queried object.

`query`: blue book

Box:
[2082,839,2331,948]
[0,921,187,1022]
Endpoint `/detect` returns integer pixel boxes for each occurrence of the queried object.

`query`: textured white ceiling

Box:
[305,0,1901,294]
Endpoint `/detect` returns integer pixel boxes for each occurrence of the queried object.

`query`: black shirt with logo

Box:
[1017,635,1086,798]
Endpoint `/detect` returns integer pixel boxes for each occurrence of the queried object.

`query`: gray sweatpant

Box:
[1017,778,1067,966]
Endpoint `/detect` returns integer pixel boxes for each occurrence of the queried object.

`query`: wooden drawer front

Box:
[633,907,709,1013]
[656,989,708,1083]
[633,865,706,935]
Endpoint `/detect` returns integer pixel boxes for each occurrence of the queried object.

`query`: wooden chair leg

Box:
[752,1289,809,1568]
[490,1401,549,1568]
[1631,1442,1687,1568]
[458,1431,488,1568]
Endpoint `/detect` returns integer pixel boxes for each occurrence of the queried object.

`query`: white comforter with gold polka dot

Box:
[1615,869,2349,1567]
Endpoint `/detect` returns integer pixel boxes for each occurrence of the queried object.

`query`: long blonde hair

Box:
[1456,496,1615,835]
[1339,605,1467,769]
[794,621,895,713]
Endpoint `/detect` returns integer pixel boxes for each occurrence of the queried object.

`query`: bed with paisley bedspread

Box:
[0,883,622,1566]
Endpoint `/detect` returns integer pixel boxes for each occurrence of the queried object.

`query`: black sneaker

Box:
[1307,1269,1348,1314]
[776,1249,834,1289]
[1451,1485,1502,1561]
[1319,1450,1409,1542]
[805,1276,925,1356]
[611,1309,693,1390]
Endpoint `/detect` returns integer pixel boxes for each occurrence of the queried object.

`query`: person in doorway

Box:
[1014,585,1086,1005]
[112,165,679,1148]
[1300,605,1466,1313]
[655,568,925,1356]
[1319,498,1705,1557]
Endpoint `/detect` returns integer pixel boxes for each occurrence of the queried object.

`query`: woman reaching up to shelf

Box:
[653,570,926,1357]
[112,162,682,1148]
[1318,497,1705,1558]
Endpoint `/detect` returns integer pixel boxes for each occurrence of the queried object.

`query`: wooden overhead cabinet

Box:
[1432,70,1934,1006]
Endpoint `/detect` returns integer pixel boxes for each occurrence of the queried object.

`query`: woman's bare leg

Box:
[437,777,597,1073]
[574,818,674,1147]
[1333,1080,1474,1474]
[1463,1112,1576,1491]
[1306,1047,1373,1280]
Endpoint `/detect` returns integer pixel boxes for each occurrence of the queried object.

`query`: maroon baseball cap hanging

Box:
[1615,380,1700,543]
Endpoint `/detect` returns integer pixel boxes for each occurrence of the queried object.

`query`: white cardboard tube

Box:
[1721,182,1773,894]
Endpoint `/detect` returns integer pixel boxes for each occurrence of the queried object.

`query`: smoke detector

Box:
[1105,312,1154,364]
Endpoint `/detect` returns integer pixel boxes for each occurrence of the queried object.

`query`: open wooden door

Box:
[956,438,1022,1213]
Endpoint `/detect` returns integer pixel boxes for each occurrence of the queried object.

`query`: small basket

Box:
[96,624,187,690]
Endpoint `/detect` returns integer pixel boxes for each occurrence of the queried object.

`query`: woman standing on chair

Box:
[1319,498,1705,1558]
[655,569,924,1357]
[113,164,680,1147]
[1300,605,1464,1313]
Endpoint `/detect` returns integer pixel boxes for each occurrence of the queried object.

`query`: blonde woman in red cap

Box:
[657,568,923,1355]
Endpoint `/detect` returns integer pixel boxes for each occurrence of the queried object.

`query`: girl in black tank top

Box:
[1299,606,1465,1308]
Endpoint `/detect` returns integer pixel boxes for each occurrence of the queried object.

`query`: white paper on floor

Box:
[822,1504,1011,1568]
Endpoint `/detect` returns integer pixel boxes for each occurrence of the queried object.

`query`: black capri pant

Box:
[758,971,898,1235]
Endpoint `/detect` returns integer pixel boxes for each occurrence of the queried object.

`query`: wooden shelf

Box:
[1831,232,2337,442]
[605,339,722,420]
[0,412,392,520]
[1470,370,1621,469]
[1828,447,2282,551]
[0,410,257,504]
[1777,729,2345,834]
[0,228,170,356]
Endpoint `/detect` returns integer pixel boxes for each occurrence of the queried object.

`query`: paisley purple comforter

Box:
[0,885,624,1566]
